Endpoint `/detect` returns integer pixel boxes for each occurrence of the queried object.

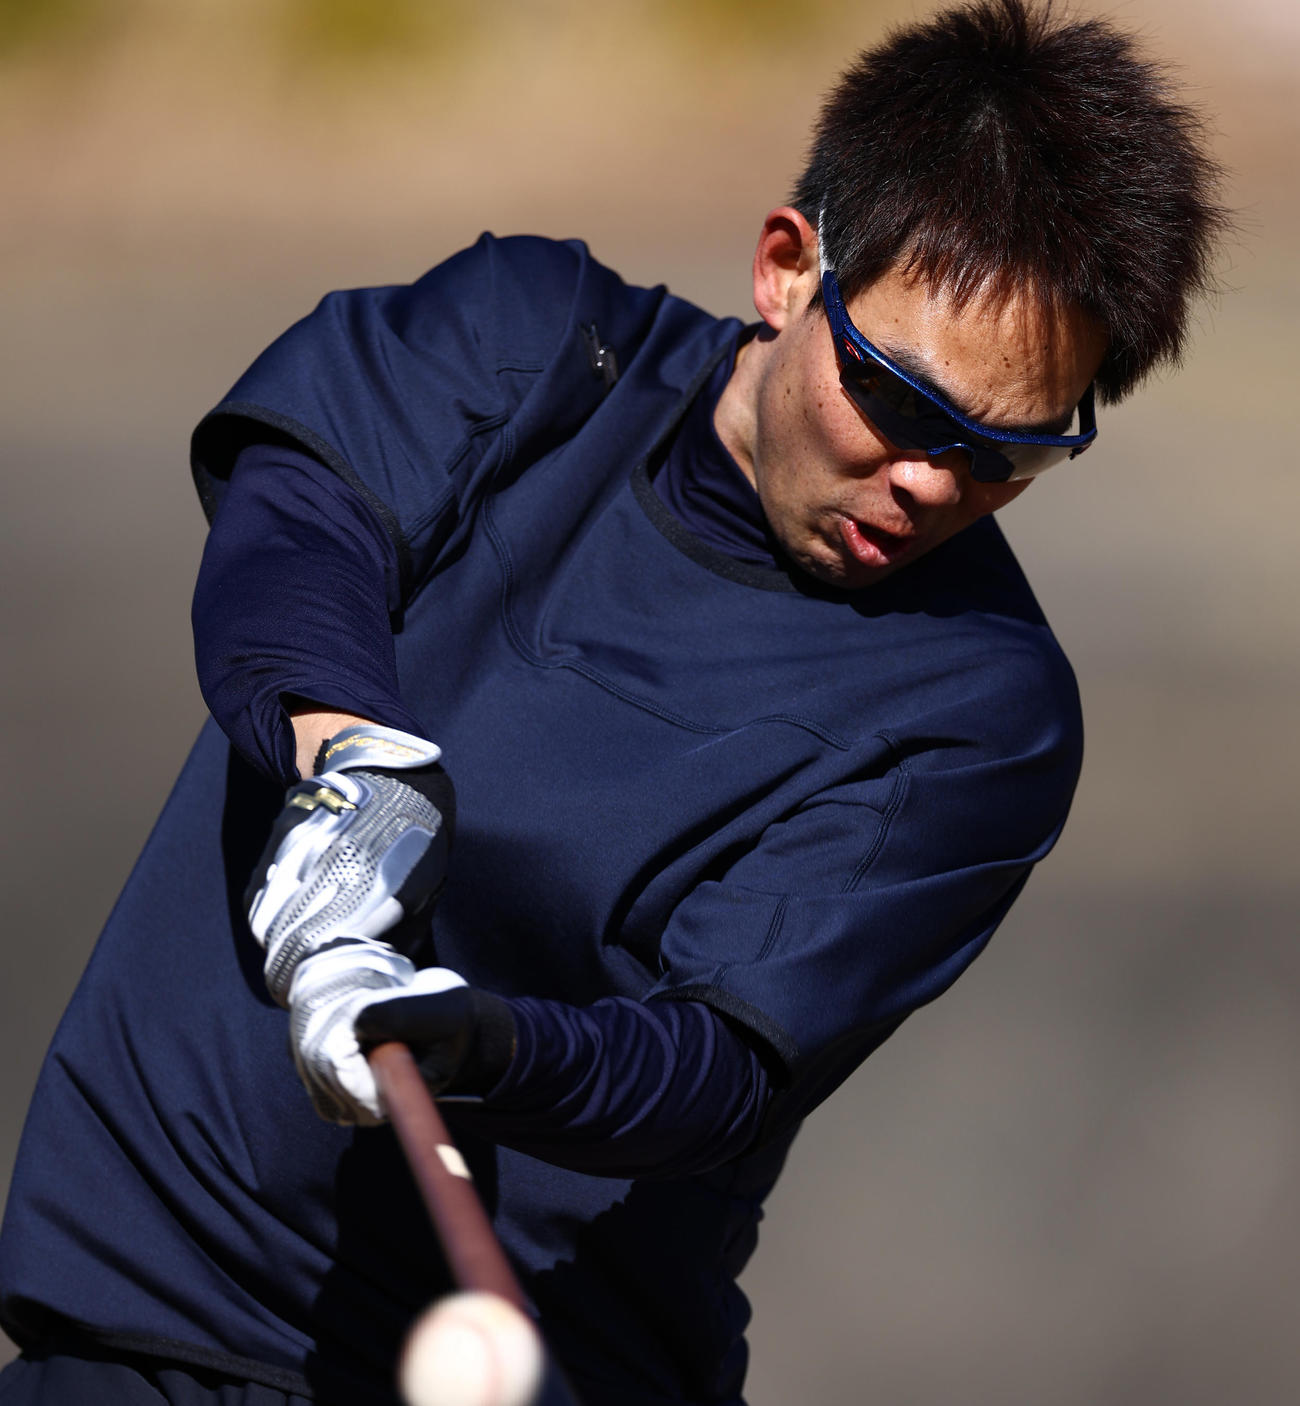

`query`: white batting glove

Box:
[287,954,466,1125]
[246,724,453,1005]
[245,723,457,1121]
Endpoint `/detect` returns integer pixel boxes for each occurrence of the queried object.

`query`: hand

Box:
[289,955,466,1125]
[246,723,455,1006]
[356,983,518,1101]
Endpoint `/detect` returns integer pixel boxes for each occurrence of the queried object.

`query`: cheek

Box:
[978,479,1033,514]
[754,338,889,510]
[787,375,880,487]
[755,364,828,494]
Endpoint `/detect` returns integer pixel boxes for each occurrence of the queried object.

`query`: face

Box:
[720,246,1106,590]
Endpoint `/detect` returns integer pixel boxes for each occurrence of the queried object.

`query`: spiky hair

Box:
[792,0,1228,401]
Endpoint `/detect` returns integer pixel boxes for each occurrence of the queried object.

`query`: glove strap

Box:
[314,724,441,776]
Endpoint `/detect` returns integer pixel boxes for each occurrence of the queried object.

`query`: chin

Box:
[790,543,896,591]
[774,514,909,590]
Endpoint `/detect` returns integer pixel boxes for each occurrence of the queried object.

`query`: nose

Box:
[885,452,964,507]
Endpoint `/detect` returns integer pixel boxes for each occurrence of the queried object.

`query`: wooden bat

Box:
[367,1040,529,1312]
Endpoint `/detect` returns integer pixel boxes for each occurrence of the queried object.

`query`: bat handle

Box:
[368,1040,530,1313]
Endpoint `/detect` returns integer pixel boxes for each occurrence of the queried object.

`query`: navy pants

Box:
[0,1354,312,1406]
[0,1350,585,1405]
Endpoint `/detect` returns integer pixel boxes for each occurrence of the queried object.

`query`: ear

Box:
[752,207,820,331]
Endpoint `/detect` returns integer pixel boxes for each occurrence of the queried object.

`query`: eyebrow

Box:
[872,339,1076,438]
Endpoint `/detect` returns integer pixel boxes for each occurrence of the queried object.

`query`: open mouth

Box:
[839,516,916,568]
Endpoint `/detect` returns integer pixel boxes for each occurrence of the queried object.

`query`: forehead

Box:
[845,267,1106,428]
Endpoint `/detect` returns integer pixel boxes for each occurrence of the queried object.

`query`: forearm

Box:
[288,705,377,780]
[447,996,775,1179]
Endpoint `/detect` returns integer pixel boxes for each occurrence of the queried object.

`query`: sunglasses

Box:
[820,266,1098,483]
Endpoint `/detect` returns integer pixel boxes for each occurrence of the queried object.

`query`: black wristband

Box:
[452,990,518,1097]
[355,987,517,1098]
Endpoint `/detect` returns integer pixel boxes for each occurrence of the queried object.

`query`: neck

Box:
[711,331,766,491]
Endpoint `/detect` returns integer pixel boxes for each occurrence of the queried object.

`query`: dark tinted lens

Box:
[842,374,922,450]
[846,370,1084,484]
[862,365,925,417]
[843,370,973,456]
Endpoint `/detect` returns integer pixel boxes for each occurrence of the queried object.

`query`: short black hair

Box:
[792,0,1228,402]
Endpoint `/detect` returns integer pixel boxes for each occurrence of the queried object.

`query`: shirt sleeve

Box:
[456,996,774,1180]
[192,439,427,782]
[644,673,1082,1138]
[190,234,665,600]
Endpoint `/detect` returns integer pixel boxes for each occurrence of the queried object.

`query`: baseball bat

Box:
[368,1040,529,1312]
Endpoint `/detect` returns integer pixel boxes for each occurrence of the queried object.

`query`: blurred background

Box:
[2,0,1297,1401]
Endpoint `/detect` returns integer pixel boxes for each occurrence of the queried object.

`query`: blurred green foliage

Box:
[0,0,105,59]
[0,0,886,75]
[276,0,464,67]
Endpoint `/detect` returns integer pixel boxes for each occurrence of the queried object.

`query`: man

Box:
[0,2,1224,1403]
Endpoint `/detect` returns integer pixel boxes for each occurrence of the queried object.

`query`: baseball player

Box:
[0,3,1225,1403]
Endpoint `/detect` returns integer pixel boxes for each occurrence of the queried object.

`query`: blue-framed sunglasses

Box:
[819,258,1098,484]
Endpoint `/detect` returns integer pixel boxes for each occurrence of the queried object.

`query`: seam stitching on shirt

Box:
[754,895,788,965]
[842,731,909,894]
[404,413,511,544]
[649,983,800,1065]
[484,488,851,746]
[499,590,853,743]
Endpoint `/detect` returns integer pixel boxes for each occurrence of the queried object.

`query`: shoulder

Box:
[346,232,687,374]
[192,234,714,520]
[942,517,1080,721]
[853,517,1083,778]
[196,232,705,443]
[380,234,627,356]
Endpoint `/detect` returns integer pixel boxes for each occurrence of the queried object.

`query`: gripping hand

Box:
[245,722,457,1123]
[290,958,466,1124]
[356,984,518,1101]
